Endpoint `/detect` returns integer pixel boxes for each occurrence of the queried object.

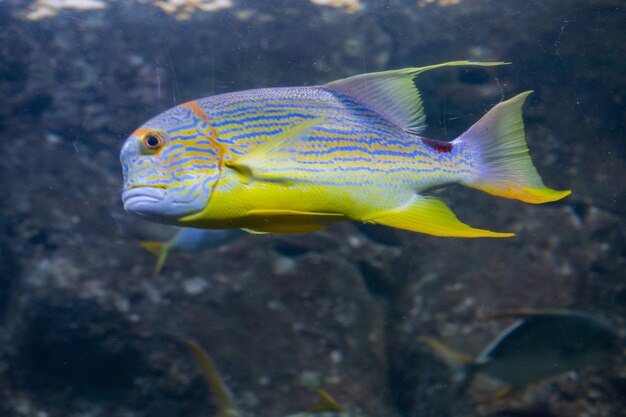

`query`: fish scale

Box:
[121,61,570,236]
[194,86,459,193]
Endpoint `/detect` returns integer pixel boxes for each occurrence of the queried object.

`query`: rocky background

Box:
[1,1,625,417]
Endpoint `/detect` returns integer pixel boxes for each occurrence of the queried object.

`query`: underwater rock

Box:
[1,294,220,417]
[386,202,626,417]
[0,238,18,321]
[0,1,625,417]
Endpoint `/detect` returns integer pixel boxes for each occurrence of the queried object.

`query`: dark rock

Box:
[0,238,18,320]
[0,1,624,417]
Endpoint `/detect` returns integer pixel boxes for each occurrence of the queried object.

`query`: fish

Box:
[186,340,352,417]
[120,61,570,237]
[186,340,240,417]
[419,308,619,403]
[140,227,245,276]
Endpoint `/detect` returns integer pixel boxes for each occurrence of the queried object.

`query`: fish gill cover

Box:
[0,1,625,417]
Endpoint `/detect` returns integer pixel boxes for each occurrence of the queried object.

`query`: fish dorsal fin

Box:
[324,61,509,135]
[186,341,241,417]
[230,116,326,180]
[309,390,345,413]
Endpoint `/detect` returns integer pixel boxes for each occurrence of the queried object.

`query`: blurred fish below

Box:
[120,61,570,238]
[140,228,246,277]
[187,340,354,417]
[419,309,620,408]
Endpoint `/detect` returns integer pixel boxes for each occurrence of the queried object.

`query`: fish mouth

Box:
[122,187,166,215]
[121,185,207,220]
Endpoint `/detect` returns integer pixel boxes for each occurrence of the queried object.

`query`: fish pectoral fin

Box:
[231,116,326,181]
[364,196,515,238]
[324,61,509,135]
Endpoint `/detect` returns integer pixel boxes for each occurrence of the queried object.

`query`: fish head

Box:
[120,102,223,223]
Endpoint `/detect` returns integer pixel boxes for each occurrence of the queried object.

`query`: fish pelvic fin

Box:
[242,223,328,234]
[186,341,241,417]
[139,240,170,277]
[364,196,514,238]
[457,91,571,204]
[325,61,509,135]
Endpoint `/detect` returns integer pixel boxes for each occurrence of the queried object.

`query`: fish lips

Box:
[122,186,204,220]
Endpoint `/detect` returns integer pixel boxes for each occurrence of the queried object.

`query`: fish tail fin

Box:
[457,91,571,204]
[139,241,170,277]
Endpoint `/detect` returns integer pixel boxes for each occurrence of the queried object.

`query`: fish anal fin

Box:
[232,116,326,180]
[365,197,514,238]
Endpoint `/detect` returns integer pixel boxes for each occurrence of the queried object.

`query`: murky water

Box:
[0,1,624,417]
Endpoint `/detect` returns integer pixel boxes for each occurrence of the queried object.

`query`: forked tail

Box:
[139,240,170,277]
[456,91,571,203]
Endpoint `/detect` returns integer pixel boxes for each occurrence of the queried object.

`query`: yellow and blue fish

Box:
[120,61,570,237]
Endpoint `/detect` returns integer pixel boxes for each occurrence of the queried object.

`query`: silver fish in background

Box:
[419,308,619,404]
[140,227,246,276]
[186,341,353,417]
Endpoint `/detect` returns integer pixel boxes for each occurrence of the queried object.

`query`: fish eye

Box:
[139,132,166,154]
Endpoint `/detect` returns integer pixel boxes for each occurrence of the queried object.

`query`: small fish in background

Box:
[141,228,246,276]
[120,61,570,237]
[186,340,353,417]
[419,308,619,405]
[186,340,240,417]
